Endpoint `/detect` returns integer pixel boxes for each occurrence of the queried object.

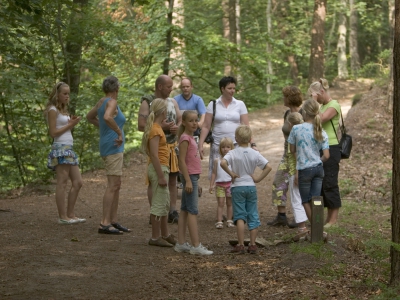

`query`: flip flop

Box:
[111,222,131,233]
[98,224,123,235]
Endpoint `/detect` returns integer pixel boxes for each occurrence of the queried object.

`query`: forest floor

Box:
[0,80,396,299]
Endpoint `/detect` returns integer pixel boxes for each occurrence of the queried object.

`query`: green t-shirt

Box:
[320,100,341,146]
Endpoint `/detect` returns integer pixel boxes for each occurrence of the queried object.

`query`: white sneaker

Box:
[74,218,86,223]
[174,242,192,253]
[58,218,79,225]
[189,243,213,255]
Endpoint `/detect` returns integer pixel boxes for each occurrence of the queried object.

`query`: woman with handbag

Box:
[308,78,342,228]
[198,76,256,180]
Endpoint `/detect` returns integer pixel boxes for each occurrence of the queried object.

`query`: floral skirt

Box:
[47,144,79,171]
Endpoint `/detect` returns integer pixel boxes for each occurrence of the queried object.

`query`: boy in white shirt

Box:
[220,125,272,254]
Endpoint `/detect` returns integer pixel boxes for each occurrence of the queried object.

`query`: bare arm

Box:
[319,107,338,123]
[252,164,272,183]
[220,158,239,183]
[138,100,150,132]
[104,99,123,147]
[198,112,213,159]
[321,148,330,162]
[178,140,193,193]
[48,110,81,138]
[149,136,167,187]
[169,99,181,135]
[86,103,99,127]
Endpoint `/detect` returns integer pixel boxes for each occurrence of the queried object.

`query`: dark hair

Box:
[219,76,237,93]
[282,86,303,107]
[102,76,119,93]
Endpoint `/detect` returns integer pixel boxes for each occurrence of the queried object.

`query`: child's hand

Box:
[185,181,193,194]
[209,186,214,194]
[230,172,239,183]
[251,174,259,183]
[158,176,167,187]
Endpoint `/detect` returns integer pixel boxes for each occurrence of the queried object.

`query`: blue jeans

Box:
[180,174,199,215]
[231,186,260,230]
[298,164,324,204]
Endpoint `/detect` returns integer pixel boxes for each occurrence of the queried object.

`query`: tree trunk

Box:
[163,0,174,75]
[235,0,242,84]
[349,0,360,78]
[308,0,327,84]
[337,0,348,80]
[391,0,400,287]
[266,0,273,94]
[287,55,300,85]
[62,0,88,115]
[388,0,395,112]
[222,0,236,76]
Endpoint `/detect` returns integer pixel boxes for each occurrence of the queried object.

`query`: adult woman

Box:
[308,78,341,228]
[45,82,85,224]
[267,86,304,228]
[199,76,256,180]
[87,76,131,234]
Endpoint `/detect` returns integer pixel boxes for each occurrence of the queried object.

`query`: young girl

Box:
[175,110,213,255]
[141,98,177,247]
[209,137,234,229]
[287,112,308,239]
[287,99,330,221]
[45,82,85,225]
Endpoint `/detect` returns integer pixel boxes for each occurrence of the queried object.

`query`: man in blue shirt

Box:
[174,78,206,129]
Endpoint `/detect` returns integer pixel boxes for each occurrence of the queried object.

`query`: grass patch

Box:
[339,178,357,197]
[289,242,333,259]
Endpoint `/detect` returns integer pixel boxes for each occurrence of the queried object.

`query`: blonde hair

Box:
[307,78,329,97]
[302,99,323,142]
[219,137,234,157]
[235,125,252,144]
[177,110,198,139]
[287,112,304,126]
[44,82,69,117]
[140,98,167,155]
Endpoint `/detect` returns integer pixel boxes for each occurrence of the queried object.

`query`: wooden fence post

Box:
[311,196,324,243]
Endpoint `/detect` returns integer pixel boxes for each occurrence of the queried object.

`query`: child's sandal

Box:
[215,222,223,229]
[226,220,235,228]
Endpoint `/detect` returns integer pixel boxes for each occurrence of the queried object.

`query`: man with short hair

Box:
[138,75,181,224]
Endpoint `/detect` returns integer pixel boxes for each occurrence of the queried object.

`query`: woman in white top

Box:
[198,76,257,179]
[45,82,85,225]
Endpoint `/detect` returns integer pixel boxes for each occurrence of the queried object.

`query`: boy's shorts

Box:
[180,174,200,215]
[148,163,170,217]
[215,182,231,198]
[231,186,260,230]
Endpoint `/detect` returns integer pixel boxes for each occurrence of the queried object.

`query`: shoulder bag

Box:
[330,109,352,159]
[204,100,216,144]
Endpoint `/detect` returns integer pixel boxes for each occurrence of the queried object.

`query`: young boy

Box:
[220,125,272,254]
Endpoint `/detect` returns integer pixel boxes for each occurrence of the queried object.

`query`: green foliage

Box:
[290,241,333,259]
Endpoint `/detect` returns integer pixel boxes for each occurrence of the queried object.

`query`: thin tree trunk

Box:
[308,0,327,84]
[388,0,395,112]
[337,0,348,80]
[391,0,400,287]
[170,0,184,82]
[163,0,174,75]
[287,55,300,85]
[235,0,242,84]
[349,0,360,78]
[266,0,272,94]
[222,0,236,76]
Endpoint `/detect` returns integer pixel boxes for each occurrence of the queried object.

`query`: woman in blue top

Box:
[87,76,130,235]
[287,99,330,221]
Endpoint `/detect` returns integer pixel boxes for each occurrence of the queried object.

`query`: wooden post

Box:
[311,196,324,243]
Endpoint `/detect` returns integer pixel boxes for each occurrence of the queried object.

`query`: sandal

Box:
[215,222,223,229]
[111,222,131,233]
[98,224,123,235]
[226,220,235,228]
[292,227,309,242]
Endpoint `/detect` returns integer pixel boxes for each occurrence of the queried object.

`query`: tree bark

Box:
[163,0,174,75]
[266,0,273,94]
[337,0,348,80]
[222,0,236,76]
[391,0,400,287]
[308,0,327,84]
[388,0,395,112]
[287,55,300,85]
[62,0,88,115]
[349,0,360,78]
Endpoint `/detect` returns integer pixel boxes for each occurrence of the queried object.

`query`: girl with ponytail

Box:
[287,98,330,222]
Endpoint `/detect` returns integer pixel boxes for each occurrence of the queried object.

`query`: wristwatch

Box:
[251,143,257,147]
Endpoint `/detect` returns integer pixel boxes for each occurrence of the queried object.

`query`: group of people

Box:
[44,74,342,255]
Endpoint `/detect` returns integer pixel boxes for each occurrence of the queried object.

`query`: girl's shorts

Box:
[47,144,79,171]
[215,182,231,197]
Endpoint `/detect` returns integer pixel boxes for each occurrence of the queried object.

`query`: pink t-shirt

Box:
[179,133,201,175]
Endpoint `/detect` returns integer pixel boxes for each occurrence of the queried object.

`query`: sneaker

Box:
[230,244,245,254]
[163,234,177,245]
[148,237,173,247]
[190,243,213,255]
[266,214,288,226]
[174,242,192,253]
[247,244,258,254]
[58,218,79,225]
[73,217,86,223]
[168,210,179,224]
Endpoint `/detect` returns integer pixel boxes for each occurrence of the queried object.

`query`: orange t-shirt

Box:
[148,123,169,167]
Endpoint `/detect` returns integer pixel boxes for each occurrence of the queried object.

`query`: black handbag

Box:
[204,100,216,144]
[330,109,352,159]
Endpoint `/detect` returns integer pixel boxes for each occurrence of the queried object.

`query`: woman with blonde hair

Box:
[308,78,342,228]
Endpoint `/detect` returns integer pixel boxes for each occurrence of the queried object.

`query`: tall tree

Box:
[308,0,327,83]
[388,0,395,112]
[266,0,273,94]
[391,0,400,287]
[163,0,174,75]
[222,0,236,75]
[337,0,348,80]
[349,0,360,78]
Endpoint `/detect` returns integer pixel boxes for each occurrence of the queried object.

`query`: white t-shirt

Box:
[48,106,73,145]
[215,157,232,183]
[206,97,248,145]
[223,146,268,187]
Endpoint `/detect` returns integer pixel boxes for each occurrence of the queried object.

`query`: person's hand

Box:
[230,172,239,184]
[185,181,193,194]
[311,92,318,101]
[114,134,123,147]
[209,185,215,194]
[158,176,167,187]
[251,174,259,183]
[169,124,179,135]
[161,119,174,131]
[251,145,259,152]
[69,116,81,127]
[294,172,299,186]
[198,144,204,160]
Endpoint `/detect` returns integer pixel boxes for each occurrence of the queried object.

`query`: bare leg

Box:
[249,228,258,245]
[326,208,339,224]
[160,215,169,237]
[66,165,83,219]
[303,203,312,221]
[55,165,71,220]
[226,197,233,220]
[277,206,286,213]
[187,213,200,247]
[151,214,161,239]
[177,210,188,245]
[147,185,152,207]
[216,197,224,222]
[101,175,121,227]
[236,219,245,245]
[169,173,178,212]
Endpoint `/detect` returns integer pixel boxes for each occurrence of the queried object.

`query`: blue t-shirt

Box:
[98,98,126,157]
[174,93,206,115]
[287,122,329,170]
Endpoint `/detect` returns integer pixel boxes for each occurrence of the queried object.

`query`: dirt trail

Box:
[0,81,372,299]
